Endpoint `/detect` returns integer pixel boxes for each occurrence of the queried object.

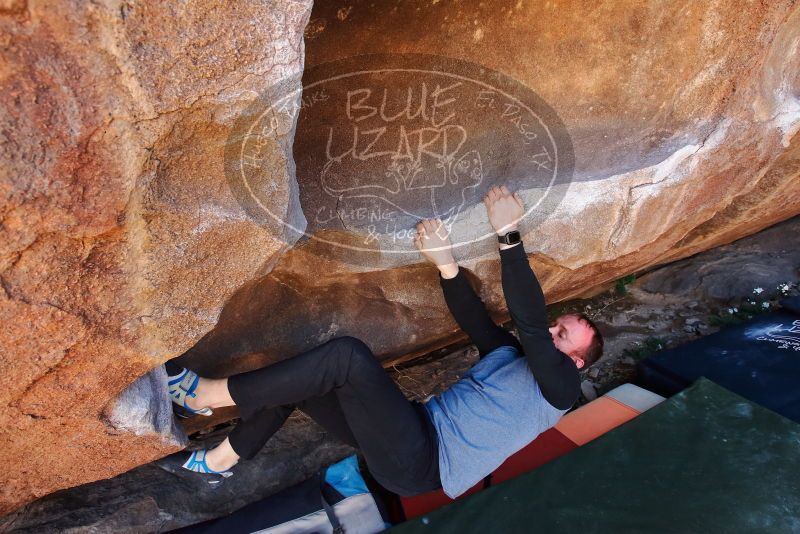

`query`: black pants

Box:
[171,336,440,496]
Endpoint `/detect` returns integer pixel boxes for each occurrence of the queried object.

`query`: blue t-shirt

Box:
[424,345,567,498]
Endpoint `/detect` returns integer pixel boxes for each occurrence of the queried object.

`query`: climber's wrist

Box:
[437,262,459,279]
[494,223,519,236]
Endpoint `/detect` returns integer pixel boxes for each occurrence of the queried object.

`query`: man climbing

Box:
[166,185,603,499]
[413,185,602,496]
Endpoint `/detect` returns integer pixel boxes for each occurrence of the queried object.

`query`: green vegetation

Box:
[622,336,667,361]
[708,282,796,327]
[614,274,636,296]
[708,300,771,327]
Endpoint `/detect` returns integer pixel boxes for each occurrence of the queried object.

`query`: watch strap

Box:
[498,230,521,245]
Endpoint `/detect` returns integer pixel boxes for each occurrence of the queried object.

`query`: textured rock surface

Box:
[3,0,800,517]
[105,366,186,446]
[638,218,800,301]
[0,0,312,513]
[181,0,800,376]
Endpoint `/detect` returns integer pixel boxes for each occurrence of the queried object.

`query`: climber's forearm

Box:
[439,262,522,358]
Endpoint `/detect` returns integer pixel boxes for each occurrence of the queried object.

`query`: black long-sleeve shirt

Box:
[439,243,580,410]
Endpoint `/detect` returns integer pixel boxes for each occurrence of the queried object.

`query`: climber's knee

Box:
[327,336,376,368]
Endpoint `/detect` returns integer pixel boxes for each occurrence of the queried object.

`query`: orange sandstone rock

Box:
[0,0,312,513]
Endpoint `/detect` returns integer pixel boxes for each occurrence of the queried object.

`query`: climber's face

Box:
[548,314,594,369]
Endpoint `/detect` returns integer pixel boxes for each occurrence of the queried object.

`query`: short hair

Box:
[574,313,604,367]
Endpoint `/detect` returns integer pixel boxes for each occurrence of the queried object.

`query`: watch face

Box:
[499,230,521,244]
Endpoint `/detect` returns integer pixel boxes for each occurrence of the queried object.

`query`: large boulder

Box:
[2,0,800,516]
[0,0,312,513]
[182,0,800,377]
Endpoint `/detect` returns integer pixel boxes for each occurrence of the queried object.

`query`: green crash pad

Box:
[392,379,800,533]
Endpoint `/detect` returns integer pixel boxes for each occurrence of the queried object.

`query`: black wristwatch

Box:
[497,230,521,245]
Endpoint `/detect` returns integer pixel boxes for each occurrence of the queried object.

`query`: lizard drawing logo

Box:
[749,320,800,351]
[226,53,574,268]
[319,121,483,232]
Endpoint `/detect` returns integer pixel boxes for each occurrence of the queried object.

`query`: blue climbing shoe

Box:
[168,368,213,418]
[181,449,233,478]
